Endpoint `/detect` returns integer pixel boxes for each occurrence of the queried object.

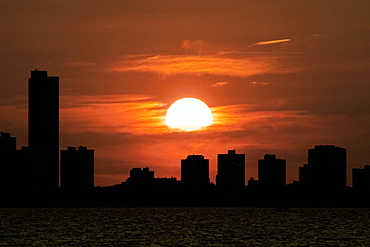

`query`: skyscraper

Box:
[299,145,346,190]
[258,154,286,188]
[28,70,59,189]
[60,146,94,190]
[216,149,245,189]
[181,155,210,187]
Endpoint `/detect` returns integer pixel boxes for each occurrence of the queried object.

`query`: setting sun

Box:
[165,98,213,131]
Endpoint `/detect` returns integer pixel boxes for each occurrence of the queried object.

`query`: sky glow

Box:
[0,1,369,186]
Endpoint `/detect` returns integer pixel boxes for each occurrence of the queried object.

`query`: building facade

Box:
[127,167,155,185]
[0,132,17,190]
[299,145,346,190]
[352,165,370,191]
[216,149,245,189]
[28,70,59,189]
[0,133,34,191]
[181,155,210,187]
[258,154,286,188]
[60,146,94,190]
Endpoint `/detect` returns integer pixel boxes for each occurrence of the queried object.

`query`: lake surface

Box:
[1,208,369,246]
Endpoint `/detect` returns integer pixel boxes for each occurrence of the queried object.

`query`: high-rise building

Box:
[60,146,94,190]
[28,70,59,151]
[352,165,370,191]
[299,145,346,190]
[258,154,286,188]
[216,149,245,189]
[181,155,209,187]
[28,70,59,189]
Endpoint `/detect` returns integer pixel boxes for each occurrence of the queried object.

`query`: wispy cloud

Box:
[108,52,298,77]
[211,82,231,87]
[254,38,291,46]
[250,81,270,86]
[60,94,168,135]
[59,94,317,138]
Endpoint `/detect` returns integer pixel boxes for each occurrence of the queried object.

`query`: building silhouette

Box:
[126,167,155,185]
[28,70,59,189]
[60,146,94,190]
[0,132,17,190]
[216,149,245,189]
[258,154,286,189]
[352,165,370,191]
[15,146,34,190]
[299,145,346,190]
[0,133,34,191]
[181,155,210,187]
[0,132,16,151]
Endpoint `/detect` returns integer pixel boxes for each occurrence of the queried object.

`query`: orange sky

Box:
[1,1,370,186]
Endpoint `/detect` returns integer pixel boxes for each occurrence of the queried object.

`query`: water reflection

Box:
[0,208,369,246]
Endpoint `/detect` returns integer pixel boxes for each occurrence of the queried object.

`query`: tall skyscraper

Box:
[28,70,59,189]
[258,154,286,188]
[299,145,346,190]
[60,146,94,190]
[216,149,245,189]
[181,155,210,187]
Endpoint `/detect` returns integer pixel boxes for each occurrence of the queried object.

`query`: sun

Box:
[165,98,213,131]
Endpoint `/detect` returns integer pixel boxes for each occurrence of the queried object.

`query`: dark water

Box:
[1,208,369,246]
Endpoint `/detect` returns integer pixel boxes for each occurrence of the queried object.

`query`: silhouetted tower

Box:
[258,154,286,188]
[60,146,94,190]
[352,165,370,191]
[181,155,210,187]
[299,145,346,190]
[216,149,245,189]
[28,70,59,189]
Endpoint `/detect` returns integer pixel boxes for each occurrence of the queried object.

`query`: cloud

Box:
[211,82,231,87]
[108,52,298,77]
[250,81,270,86]
[59,94,316,138]
[60,94,168,135]
[254,38,291,46]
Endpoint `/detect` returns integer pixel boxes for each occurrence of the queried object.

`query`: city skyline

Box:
[0,1,369,186]
[0,74,357,191]
[0,126,355,189]
[0,70,368,187]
